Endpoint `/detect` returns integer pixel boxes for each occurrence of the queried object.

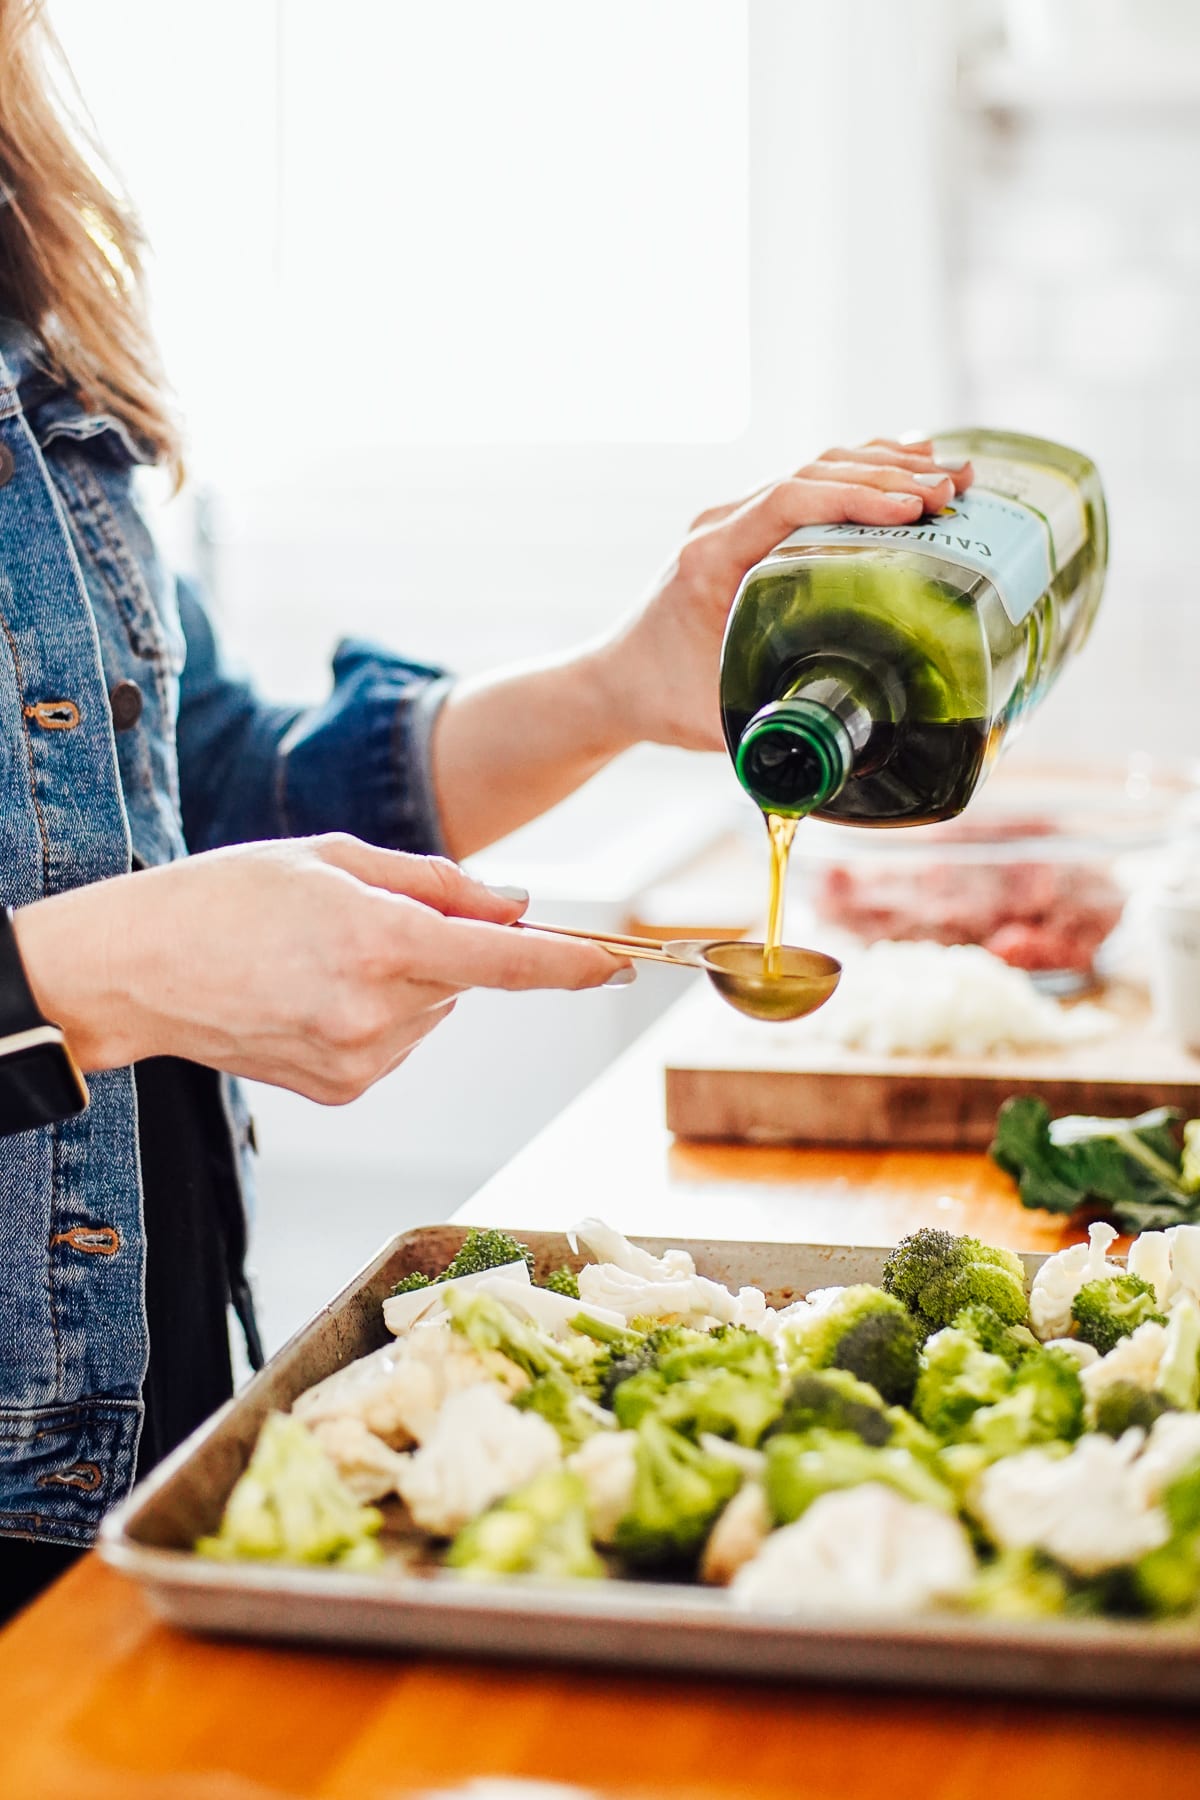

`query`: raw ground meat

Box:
[813,817,1124,975]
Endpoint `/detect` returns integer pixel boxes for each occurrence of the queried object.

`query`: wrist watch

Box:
[0,907,89,1135]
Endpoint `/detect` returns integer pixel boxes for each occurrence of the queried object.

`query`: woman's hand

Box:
[12,836,626,1105]
[429,438,973,857]
[589,437,974,752]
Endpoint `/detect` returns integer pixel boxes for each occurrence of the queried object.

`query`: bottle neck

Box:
[734,670,875,816]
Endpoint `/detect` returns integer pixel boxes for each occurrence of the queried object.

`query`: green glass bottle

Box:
[720,429,1108,825]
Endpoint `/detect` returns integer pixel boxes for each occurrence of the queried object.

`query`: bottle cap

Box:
[734,697,852,815]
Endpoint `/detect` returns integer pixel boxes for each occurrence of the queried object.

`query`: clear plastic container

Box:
[787,760,1199,995]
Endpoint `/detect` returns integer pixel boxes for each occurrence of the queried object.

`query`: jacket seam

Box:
[49,1121,64,1395]
[55,454,182,818]
[0,607,52,893]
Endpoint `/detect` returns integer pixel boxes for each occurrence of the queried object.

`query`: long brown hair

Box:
[0,1,181,476]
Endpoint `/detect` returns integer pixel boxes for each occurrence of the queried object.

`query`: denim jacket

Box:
[0,323,450,1546]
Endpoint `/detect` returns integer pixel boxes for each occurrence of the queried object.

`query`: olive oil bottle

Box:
[720,430,1107,826]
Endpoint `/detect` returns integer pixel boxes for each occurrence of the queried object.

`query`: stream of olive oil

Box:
[763,812,799,976]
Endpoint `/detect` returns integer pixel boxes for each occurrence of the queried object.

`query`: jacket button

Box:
[109,679,144,732]
[0,444,14,487]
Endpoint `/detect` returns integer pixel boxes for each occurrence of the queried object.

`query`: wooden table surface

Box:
[2,995,1199,1800]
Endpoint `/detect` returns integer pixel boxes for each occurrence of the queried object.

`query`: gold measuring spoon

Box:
[517,921,841,1023]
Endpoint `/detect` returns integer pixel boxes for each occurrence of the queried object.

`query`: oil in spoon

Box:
[763,811,799,976]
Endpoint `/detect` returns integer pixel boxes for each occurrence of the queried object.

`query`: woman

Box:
[0,3,970,1615]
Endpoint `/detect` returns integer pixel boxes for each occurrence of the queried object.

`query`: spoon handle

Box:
[515,919,690,966]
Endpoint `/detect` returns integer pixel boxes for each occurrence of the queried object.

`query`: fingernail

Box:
[934,455,969,472]
[892,491,922,506]
[487,883,529,903]
[912,472,949,488]
[603,966,637,988]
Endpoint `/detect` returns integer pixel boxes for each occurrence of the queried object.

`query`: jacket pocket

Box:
[0,1399,142,1546]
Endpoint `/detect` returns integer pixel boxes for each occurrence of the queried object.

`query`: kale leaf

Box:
[990,1097,1200,1232]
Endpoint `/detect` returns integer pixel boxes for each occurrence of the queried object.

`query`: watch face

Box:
[0,1037,89,1135]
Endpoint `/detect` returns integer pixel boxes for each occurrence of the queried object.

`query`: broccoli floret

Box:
[935,1439,999,1501]
[445,1467,604,1581]
[912,1327,1013,1441]
[763,1428,954,1526]
[952,1303,1040,1368]
[1132,1535,1200,1617]
[786,1285,921,1406]
[966,1549,1075,1619]
[444,1286,579,1385]
[569,1313,641,1347]
[1166,1462,1200,1536]
[1129,1463,1200,1617]
[772,1367,894,1447]
[513,1372,609,1453]
[1070,1274,1167,1356]
[441,1227,535,1283]
[656,1325,778,1386]
[388,1227,534,1298]
[1092,1381,1177,1439]
[967,1349,1084,1457]
[389,1270,432,1297]
[613,1416,742,1570]
[886,1405,943,1461]
[542,1265,581,1299]
[196,1414,383,1569]
[589,1323,731,1410]
[611,1364,782,1448]
[881,1228,1028,1332]
[576,1320,678,1407]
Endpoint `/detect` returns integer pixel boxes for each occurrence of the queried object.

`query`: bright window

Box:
[54,1,750,465]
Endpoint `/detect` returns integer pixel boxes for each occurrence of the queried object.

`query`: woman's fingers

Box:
[396,908,628,993]
[313,835,529,924]
[699,477,926,586]
[688,437,972,534]
[821,441,974,494]
[798,459,956,506]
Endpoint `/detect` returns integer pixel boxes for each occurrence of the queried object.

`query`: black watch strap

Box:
[0,906,89,1135]
[0,906,50,1034]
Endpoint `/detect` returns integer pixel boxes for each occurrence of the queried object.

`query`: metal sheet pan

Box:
[99,1228,1200,1702]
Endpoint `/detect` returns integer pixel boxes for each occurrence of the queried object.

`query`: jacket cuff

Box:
[278,641,453,856]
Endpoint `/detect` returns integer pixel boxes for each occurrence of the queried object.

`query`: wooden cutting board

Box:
[663,981,1200,1149]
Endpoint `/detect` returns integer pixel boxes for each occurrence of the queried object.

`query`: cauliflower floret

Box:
[1126,1229,1178,1311]
[700,1481,772,1586]
[1130,1410,1200,1508]
[576,1263,748,1328]
[293,1318,527,1448]
[567,1428,638,1545]
[756,1283,863,1344]
[1042,1337,1101,1370]
[570,1218,757,1328]
[731,1485,976,1616]
[974,1433,1169,1575]
[730,1285,769,1330]
[1080,1321,1169,1419]
[570,1218,697,1281]
[1170,1225,1200,1309]
[1029,1222,1121,1341]
[804,1286,851,1314]
[755,1298,816,1342]
[396,1384,561,1537]
[306,1417,412,1503]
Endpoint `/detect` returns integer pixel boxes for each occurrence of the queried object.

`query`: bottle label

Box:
[779,455,1088,626]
